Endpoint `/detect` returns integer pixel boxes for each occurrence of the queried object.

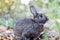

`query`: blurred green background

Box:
[0,0,60,40]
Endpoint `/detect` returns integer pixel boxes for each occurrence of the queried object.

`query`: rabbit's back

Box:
[14,18,35,29]
[13,18,38,37]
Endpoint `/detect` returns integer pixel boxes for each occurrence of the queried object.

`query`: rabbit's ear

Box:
[30,6,38,18]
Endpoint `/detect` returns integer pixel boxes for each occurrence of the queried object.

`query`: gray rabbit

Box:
[13,6,48,40]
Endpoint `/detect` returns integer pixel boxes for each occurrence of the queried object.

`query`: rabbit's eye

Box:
[39,14,43,18]
[39,15,43,19]
[40,15,43,18]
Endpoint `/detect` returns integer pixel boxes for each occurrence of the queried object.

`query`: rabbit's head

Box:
[30,6,48,24]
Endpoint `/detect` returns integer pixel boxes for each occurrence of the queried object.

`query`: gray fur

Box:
[13,6,48,40]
